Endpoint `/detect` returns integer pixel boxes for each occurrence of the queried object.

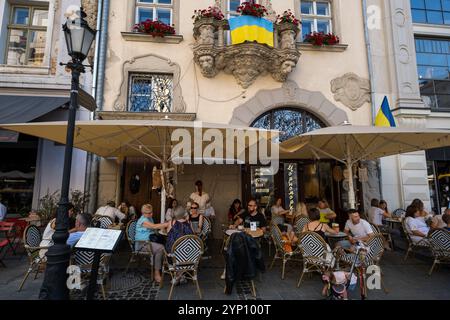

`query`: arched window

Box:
[251,108,325,142]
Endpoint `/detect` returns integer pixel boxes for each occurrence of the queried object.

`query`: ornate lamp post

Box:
[39,7,95,300]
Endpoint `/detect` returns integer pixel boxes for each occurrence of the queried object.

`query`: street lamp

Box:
[39,7,95,300]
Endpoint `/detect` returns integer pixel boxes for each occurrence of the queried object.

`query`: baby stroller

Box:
[322,241,369,300]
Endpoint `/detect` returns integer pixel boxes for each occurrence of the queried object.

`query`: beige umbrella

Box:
[0,120,279,218]
[279,124,450,209]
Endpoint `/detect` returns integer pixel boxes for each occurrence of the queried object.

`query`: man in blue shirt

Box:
[67,213,91,247]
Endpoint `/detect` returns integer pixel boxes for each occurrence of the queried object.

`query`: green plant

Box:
[70,189,90,214]
[37,190,60,222]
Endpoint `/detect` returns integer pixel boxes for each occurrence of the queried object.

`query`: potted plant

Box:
[304,32,340,46]
[70,189,90,214]
[192,6,224,24]
[236,1,268,18]
[37,190,60,226]
[276,9,300,49]
[132,19,175,37]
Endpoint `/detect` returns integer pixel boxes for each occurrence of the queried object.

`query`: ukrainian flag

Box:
[375,96,396,127]
[229,16,274,47]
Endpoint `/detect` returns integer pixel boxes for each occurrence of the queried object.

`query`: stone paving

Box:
[0,236,449,300]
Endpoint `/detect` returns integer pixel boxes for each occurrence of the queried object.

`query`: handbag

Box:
[149,233,166,245]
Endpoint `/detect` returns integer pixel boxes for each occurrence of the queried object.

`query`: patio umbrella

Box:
[0,120,279,218]
[279,124,450,209]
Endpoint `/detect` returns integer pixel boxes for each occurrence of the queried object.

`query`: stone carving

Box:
[193,18,300,88]
[331,73,371,110]
[113,53,186,113]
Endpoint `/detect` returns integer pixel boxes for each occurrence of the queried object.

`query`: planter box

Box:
[121,32,184,44]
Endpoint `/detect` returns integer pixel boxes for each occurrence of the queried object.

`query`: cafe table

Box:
[108,223,125,231]
[324,231,348,249]
[384,218,402,230]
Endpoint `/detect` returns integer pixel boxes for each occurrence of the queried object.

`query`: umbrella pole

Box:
[346,143,356,210]
[161,135,167,224]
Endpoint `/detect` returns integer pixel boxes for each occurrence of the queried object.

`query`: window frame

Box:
[5,4,49,67]
[127,72,174,113]
[411,0,450,25]
[299,0,333,41]
[134,0,174,25]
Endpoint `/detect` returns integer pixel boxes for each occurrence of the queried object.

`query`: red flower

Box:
[236,1,268,18]
[276,9,301,26]
[192,6,225,22]
[133,19,175,37]
[304,32,340,46]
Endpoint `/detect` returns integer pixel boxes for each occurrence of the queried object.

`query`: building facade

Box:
[97,0,375,237]
[0,0,96,216]
[368,0,450,214]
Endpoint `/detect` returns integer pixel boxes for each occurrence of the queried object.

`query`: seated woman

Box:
[228,199,244,224]
[135,204,170,284]
[318,199,337,225]
[295,201,308,218]
[303,208,338,239]
[404,204,431,244]
[165,198,178,222]
[278,224,298,253]
[166,206,194,253]
[271,198,291,224]
[379,200,391,218]
[189,202,204,235]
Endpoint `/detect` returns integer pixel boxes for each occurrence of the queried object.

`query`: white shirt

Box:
[0,202,6,221]
[271,205,286,216]
[405,216,430,244]
[345,219,374,239]
[165,208,175,222]
[95,206,126,222]
[190,192,211,215]
[368,206,385,226]
[39,218,56,258]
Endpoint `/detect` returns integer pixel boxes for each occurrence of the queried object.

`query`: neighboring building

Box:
[367,0,450,214]
[0,0,96,216]
[99,0,375,236]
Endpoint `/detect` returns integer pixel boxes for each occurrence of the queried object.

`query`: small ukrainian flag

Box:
[229,16,274,47]
[375,96,396,127]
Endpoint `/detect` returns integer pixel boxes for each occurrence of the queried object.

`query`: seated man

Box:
[67,213,92,247]
[95,200,126,223]
[230,199,267,232]
[337,209,374,251]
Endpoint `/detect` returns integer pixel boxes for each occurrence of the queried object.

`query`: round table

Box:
[324,231,348,249]
[384,218,402,230]
[224,228,263,238]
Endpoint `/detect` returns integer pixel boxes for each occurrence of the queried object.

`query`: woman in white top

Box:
[295,201,308,218]
[405,205,430,244]
[189,180,212,217]
[271,198,290,219]
[165,199,178,222]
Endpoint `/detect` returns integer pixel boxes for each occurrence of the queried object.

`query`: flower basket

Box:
[192,6,224,24]
[237,1,268,18]
[304,32,340,46]
[132,19,175,37]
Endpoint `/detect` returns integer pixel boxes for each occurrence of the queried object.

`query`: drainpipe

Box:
[85,0,110,214]
[362,0,383,200]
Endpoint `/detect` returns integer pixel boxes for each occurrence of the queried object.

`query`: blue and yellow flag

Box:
[229,16,274,47]
[375,96,396,127]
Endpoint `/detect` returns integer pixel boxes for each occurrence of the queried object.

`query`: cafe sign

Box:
[284,163,298,212]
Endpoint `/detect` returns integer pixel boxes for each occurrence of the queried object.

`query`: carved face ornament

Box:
[344,79,361,101]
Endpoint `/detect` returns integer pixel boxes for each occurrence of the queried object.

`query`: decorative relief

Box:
[193,19,300,88]
[330,73,371,111]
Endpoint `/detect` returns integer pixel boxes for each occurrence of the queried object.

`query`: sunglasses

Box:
[191,207,198,209]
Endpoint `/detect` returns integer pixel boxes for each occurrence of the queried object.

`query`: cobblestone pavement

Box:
[1,237,449,300]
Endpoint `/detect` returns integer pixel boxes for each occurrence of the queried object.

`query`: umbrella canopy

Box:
[0,120,279,163]
[279,124,450,209]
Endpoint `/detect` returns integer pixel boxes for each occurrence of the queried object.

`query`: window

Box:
[135,0,172,25]
[416,38,450,110]
[411,0,450,25]
[300,1,332,41]
[128,73,173,112]
[5,5,48,66]
[251,108,324,142]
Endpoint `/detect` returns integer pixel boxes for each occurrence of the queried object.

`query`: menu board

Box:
[251,167,274,206]
[284,163,299,213]
[75,228,122,252]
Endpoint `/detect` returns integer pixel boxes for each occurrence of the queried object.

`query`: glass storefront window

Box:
[250,166,275,215]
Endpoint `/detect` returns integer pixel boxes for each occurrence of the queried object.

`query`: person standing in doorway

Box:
[189,180,214,218]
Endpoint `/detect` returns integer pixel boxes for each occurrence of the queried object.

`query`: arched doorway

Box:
[242,107,341,216]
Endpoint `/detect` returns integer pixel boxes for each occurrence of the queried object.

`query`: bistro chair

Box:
[297,231,335,288]
[200,217,212,258]
[392,208,406,219]
[369,222,394,251]
[124,220,154,277]
[402,219,432,261]
[92,215,114,229]
[269,223,302,280]
[0,221,18,256]
[428,229,450,276]
[336,233,389,295]
[70,250,111,300]
[161,235,204,300]
[293,216,311,236]
[18,225,49,291]
[271,216,285,226]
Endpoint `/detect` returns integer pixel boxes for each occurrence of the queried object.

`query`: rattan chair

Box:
[402,218,432,261]
[297,231,335,288]
[18,225,49,291]
[392,208,406,219]
[294,216,311,236]
[370,222,394,251]
[269,223,302,279]
[92,215,114,229]
[124,220,154,276]
[200,216,212,258]
[428,229,450,276]
[70,250,110,299]
[161,235,204,300]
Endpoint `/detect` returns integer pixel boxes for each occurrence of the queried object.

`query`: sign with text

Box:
[75,228,122,252]
[284,163,298,213]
